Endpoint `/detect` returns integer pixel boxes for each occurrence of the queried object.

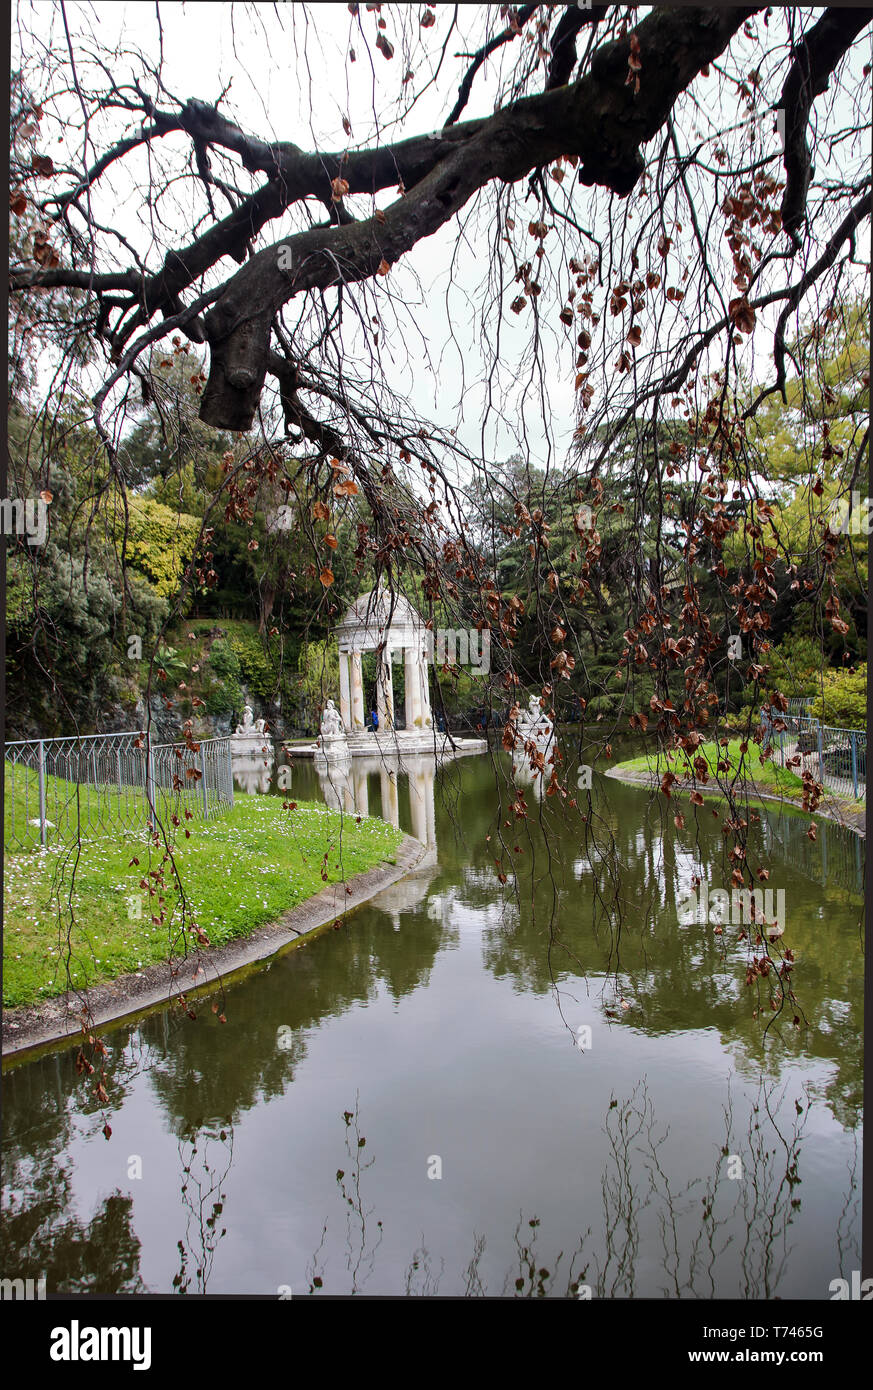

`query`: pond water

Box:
[2,745,863,1297]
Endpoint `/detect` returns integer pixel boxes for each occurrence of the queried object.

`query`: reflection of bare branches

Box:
[590,1078,813,1299]
[740,1084,808,1299]
[835,1133,861,1276]
[565,1243,594,1301]
[268,1077,834,1297]
[404,1243,445,1297]
[594,1078,810,1301]
[503,1214,564,1298]
[335,1093,383,1294]
[462,1233,487,1298]
[481,1079,817,1300]
[685,1087,738,1300]
[305,1218,329,1295]
[596,1086,654,1299]
[389,1078,839,1295]
[173,1123,234,1294]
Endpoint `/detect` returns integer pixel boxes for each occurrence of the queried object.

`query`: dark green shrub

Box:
[205,679,241,717]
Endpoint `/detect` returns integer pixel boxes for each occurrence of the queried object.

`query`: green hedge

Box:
[204,679,242,717]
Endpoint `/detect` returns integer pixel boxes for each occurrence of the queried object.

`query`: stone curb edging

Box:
[2,833,427,1062]
[604,766,866,838]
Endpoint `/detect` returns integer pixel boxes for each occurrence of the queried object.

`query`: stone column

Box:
[418,641,432,728]
[351,650,365,731]
[338,650,351,731]
[377,648,394,730]
[405,647,423,729]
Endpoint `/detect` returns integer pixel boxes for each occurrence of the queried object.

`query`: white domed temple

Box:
[305,587,486,759]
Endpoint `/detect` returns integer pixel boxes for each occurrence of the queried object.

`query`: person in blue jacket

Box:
[371,707,379,732]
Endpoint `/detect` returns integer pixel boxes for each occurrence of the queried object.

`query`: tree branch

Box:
[779,7,873,244]
[772,186,872,401]
[9,266,143,292]
[443,4,538,128]
[199,5,760,430]
[545,4,608,91]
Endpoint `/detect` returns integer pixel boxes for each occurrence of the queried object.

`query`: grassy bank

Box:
[3,794,403,1008]
[611,737,806,798]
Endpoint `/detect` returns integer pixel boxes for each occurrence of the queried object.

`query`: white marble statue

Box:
[316,696,350,764]
[235,704,267,737]
[320,698,344,738]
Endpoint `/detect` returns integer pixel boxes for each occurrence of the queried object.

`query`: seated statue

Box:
[320,698,345,738]
[235,704,267,736]
[516,693,554,748]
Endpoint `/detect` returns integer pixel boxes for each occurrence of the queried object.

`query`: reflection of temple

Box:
[316,753,440,927]
[316,754,434,843]
[231,740,275,795]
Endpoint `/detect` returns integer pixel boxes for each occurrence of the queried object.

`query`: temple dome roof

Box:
[337,586,424,640]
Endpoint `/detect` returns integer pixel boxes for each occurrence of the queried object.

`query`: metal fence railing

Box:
[769,713,866,802]
[4,730,234,853]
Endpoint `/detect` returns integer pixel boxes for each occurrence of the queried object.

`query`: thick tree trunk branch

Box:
[779,7,873,244]
[12,5,762,388]
[113,115,492,347]
[16,110,494,347]
[177,95,490,195]
[9,266,143,292]
[200,5,759,430]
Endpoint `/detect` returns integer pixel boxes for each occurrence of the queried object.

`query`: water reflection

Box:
[304,1080,824,1297]
[316,758,371,818]
[312,752,437,848]
[1,747,863,1297]
[0,1041,147,1293]
[308,755,441,934]
[230,738,275,795]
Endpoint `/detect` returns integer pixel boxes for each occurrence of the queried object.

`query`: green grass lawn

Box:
[612,737,806,798]
[3,792,403,1008]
